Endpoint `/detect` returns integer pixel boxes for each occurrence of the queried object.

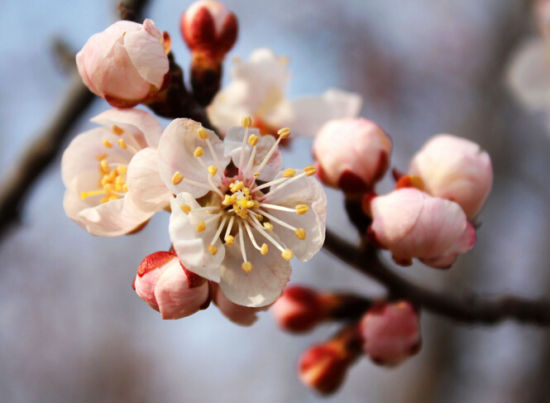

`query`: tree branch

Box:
[0,0,151,240]
[323,229,550,325]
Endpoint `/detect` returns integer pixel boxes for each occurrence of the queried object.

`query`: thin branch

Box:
[323,229,550,325]
[0,0,151,240]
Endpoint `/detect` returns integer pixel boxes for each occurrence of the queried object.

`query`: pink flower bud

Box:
[272,286,323,333]
[211,283,267,326]
[180,1,238,61]
[76,19,169,108]
[535,0,550,39]
[298,326,361,395]
[134,251,209,319]
[367,188,476,268]
[409,135,492,219]
[313,118,392,193]
[359,301,421,366]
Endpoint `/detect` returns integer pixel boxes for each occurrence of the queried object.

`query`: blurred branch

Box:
[0,0,150,240]
[324,229,550,325]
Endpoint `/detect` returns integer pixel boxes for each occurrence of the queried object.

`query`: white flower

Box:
[158,118,327,307]
[62,109,171,236]
[207,48,362,136]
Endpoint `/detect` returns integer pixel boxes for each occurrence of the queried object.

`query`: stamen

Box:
[257,209,297,231]
[117,138,127,150]
[295,228,306,240]
[197,127,209,140]
[210,216,228,248]
[225,235,235,246]
[102,139,113,148]
[95,153,107,161]
[263,222,274,231]
[242,116,252,128]
[208,245,218,256]
[80,189,106,200]
[243,221,262,252]
[248,135,259,146]
[304,166,317,176]
[254,128,291,175]
[238,117,251,175]
[181,204,191,214]
[260,243,269,255]
[172,172,183,185]
[112,125,124,135]
[224,216,235,245]
[194,146,204,158]
[100,159,110,174]
[250,216,286,253]
[277,127,291,138]
[238,223,251,273]
[196,221,206,233]
[260,203,297,213]
[281,248,293,261]
[208,165,218,177]
[241,261,253,273]
[263,167,317,199]
[296,204,309,215]
[282,168,296,178]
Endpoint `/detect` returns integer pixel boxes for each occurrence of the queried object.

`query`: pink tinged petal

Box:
[126,148,171,213]
[158,119,229,198]
[220,232,291,308]
[134,251,175,311]
[154,257,209,320]
[124,19,169,89]
[313,118,391,191]
[90,108,163,147]
[168,193,224,282]
[409,134,492,220]
[264,175,327,261]
[64,172,153,237]
[359,301,421,366]
[211,283,266,326]
[287,89,363,137]
[507,38,550,111]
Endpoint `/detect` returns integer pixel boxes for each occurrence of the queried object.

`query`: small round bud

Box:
[133,251,209,319]
[367,188,476,268]
[272,286,323,333]
[409,134,492,219]
[314,118,392,193]
[76,19,169,108]
[359,301,421,366]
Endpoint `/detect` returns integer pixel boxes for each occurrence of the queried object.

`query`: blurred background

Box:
[2,0,550,402]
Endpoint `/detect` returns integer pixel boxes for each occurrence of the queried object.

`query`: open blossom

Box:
[207,48,362,135]
[313,118,392,192]
[158,118,327,307]
[409,135,492,219]
[76,19,169,108]
[62,109,171,236]
[134,251,209,319]
[367,188,476,268]
[359,301,421,366]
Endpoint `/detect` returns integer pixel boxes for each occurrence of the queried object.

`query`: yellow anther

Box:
[100,159,110,174]
[263,222,274,231]
[256,214,264,221]
[304,166,316,176]
[253,172,260,178]
[116,166,127,175]
[282,248,293,261]
[122,184,128,192]
[296,204,309,215]
[208,244,218,256]
[95,153,107,161]
[222,195,232,206]
[104,183,114,192]
[107,194,120,202]
[282,168,296,178]
[194,146,204,157]
[115,176,124,187]
[197,127,209,140]
[171,171,183,185]
[80,189,106,200]
[295,228,306,240]
[241,116,252,128]
[196,221,206,233]
[230,181,244,193]
[246,201,256,208]
[260,243,269,255]
[117,138,127,150]
[241,261,253,273]
[180,204,191,214]
[225,235,235,245]
[102,139,113,148]
[277,127,291,138]
[248,135,259,146]
[112,125,124,135]
[207,165,218,176]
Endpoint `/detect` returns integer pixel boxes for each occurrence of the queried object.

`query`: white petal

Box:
[158,119,229,198]
[286,89,363,136]
[207,81,251,133]
[507,38,550,111]
[64,171,152,236]
[126,148,171,213]
[220,232,291,307]
[263,174,327,261]
[169,193,224,282]
[91,108,163,147]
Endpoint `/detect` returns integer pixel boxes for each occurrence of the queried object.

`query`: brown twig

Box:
[0,0,151,240]
[323,229,550,325]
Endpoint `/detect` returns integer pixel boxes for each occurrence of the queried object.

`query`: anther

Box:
[295,228,306,240]
[260,243,269,255]
[248,135,259,146]
[241,261,253,273]
[117,138,127,150]
[172,171,183,185]
[208,245,218,256]
[196,221,206,233]
[277,127,291,139]
[116,166,127,175]
[242,116,252,128]
[102,139,113,148]
[208,165,218,177]
[296,204,309,215]
[181,204,191,214]
[225,235,235,245]
[95,153,107,161]
[282,248,293,261]
[263,222,274,231]
[304,166,316,176]
[194,146,204,158]
[100,159,110,174]
[282,168,296,178]
[198,127,209,140]
[112,125,124,135]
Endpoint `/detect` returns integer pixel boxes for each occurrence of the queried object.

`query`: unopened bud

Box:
[298,325,362,395]
[133,251,209,319]
[359,301,421,366]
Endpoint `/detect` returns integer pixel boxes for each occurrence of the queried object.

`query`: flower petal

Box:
[211,283,265,326]
[263,174,327,261]
[158,118,229,198]
[219,232,291,307]
[126,148,171,213]
[169,193,224,282]
[286,89,363,136]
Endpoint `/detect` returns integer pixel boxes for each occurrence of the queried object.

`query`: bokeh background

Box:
[2,0,550,402]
